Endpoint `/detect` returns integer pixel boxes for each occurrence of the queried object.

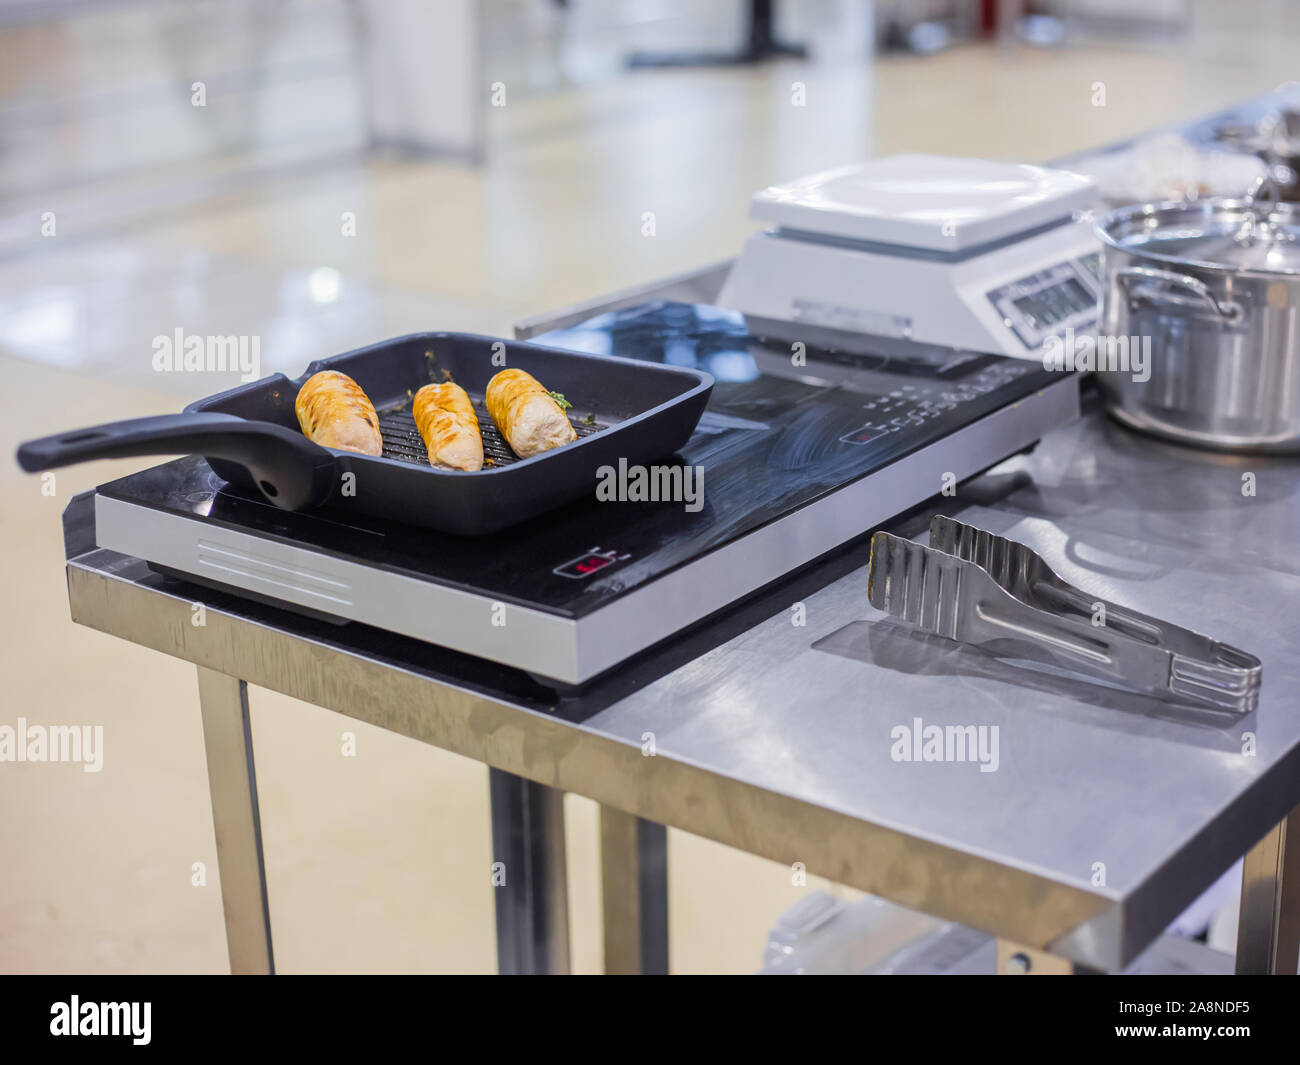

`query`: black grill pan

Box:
[16,332,714,535]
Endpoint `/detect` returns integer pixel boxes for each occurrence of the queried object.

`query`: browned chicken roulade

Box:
[485,369,576,458]
[413,382,483,471]
[294,371,382,455]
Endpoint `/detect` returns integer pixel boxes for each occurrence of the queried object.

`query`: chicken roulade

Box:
[413,381,484,471]
[294,370,382,456]
[485,369,576,458]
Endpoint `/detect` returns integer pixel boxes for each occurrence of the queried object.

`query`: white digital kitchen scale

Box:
[717,154,1103,360]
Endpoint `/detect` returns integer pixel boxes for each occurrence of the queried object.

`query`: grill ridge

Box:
[376,400,604,468]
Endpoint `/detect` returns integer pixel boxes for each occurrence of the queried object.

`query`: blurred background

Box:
[0,0,1292,973]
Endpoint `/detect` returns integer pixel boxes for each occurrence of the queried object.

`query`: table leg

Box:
[600,808,669,975]
[1236,804,1300,974]
[195,667,275,975]
[488,769,570,974]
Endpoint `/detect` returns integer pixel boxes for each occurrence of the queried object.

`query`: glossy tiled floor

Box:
[1,4,1293,973]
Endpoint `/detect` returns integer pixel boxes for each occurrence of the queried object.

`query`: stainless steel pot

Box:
[1096,187,1300,452]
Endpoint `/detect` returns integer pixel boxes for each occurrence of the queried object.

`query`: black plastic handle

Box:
[16,412,337,511]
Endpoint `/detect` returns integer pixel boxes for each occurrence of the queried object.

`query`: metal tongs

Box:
[867,517,1262,713]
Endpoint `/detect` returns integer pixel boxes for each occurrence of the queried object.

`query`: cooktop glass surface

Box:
[98,301,1062,616]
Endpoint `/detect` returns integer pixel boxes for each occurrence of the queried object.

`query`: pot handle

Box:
[1244,170,1281,213]
[1115,265,1245,326]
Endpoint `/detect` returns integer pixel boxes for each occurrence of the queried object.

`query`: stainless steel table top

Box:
[576,397,1300,968]
[61,90,1300,971]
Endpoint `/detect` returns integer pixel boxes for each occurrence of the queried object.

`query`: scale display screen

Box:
[987,260,1100,351]
[1011,276,1094,330]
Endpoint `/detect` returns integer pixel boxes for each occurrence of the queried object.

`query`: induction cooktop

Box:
[91,301,1079,685]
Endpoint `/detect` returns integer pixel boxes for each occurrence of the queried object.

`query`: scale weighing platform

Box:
[90,301,1078,686]
[718,154,1103,360]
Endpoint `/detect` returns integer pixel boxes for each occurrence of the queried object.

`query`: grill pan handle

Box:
[15,413,337,511]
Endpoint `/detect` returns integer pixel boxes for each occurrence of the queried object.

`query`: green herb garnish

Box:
[548,390,572,411]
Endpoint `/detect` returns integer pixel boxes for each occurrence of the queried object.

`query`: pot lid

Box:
[1102,195,1300,274]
